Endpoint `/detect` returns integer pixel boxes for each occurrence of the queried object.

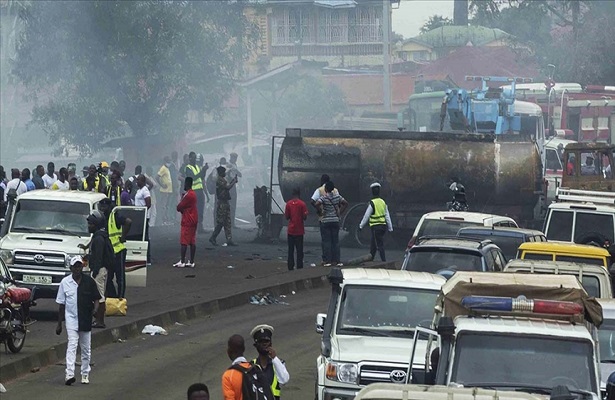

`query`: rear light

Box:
[461,295,583,315]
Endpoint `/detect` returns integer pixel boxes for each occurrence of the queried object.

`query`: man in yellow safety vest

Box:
[250,324,290,400]
[185,152,208,233]
[358,182,393,262]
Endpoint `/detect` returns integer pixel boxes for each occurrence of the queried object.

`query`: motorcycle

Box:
[0,276,36,353]
[446,180,469,212]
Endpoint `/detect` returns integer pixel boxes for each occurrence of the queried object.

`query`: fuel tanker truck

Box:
[255,77,547,245]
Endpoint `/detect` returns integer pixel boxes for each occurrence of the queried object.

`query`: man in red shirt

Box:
[175,177,198,268]
[284,187,308,270]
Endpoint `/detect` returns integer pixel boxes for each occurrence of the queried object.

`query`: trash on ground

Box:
[30,367,40,373]
[245,274,255,279]
[142,324,168,336]
[185,274,196,278]
[249,293,290,306]
[310,263,316,267]
[292,291,296,295]
[227,265,235,269]
[174,322,185,326]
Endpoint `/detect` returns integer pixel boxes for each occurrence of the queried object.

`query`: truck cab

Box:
[315,268,445,400]
[409,272,602,398]
[561,143,614,192]
[0,190,149,298]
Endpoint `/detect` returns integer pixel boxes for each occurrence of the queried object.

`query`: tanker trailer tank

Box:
[277,128,543,246]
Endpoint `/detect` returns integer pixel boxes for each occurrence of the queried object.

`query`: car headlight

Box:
[0,250,13,265]
[326,362,358,384]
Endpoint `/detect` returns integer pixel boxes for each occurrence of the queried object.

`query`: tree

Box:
[12,1,256,155]
[420,15,453,34]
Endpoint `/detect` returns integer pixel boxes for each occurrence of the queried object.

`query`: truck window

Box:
[337,286,438,337]
[598,319,615,363]
[545,210,573,241]
[521,252,553,261]
[556,256,604,267]
[405,249,483,273]
[11,199,90,236]
[545,148,562,171]
[451,333,596,393]
[580,276,600,298]
[574,212,614,243]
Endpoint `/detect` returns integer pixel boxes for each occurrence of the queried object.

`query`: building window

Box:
[412,50,430,61]
[349,6,382,43]
[271,7,316,45]
[318,9,349,43]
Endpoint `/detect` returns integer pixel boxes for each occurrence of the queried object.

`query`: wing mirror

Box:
[316,313,326,334]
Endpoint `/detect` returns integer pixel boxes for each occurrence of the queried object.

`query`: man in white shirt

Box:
[42,162,58,188]
[55,256,101,385]
[51,168,70,190]
[135,174,152,264]
[4,168,28,204]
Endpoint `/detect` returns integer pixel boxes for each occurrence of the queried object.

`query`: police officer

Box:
[209,166,237,246]
[250,324,290,400]
[358,182,393,261]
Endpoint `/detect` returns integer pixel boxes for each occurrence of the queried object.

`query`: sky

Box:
[392,0,455,39]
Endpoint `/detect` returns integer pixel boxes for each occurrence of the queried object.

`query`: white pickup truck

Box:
[409,272,603,398]
[315,267,446,400]
[0,190,149,298]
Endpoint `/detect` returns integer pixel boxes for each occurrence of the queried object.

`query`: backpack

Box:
[229,363,274,400]
[205,169,217,195]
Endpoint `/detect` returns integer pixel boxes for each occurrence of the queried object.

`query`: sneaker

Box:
[336,263,344,267]
[173,260,185,268]
[185,262,195,268]
[209,237,217,246]
[323,263,332,267]
[81,374,89,384]
[65,376,75,386]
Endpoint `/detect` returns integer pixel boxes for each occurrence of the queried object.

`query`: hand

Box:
[267,346,277,359]
[78,243,87,250]
[358,225,362,232]
[56,323,62,335]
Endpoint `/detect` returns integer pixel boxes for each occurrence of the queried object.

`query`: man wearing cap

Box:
[56,256,101,385]
[209,166,238,246]
[358,182,393,262]
[250,324,290,400]
[99,161,111,186]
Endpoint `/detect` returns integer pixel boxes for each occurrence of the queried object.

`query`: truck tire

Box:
[341,204,370,248]
[575,232,608,247]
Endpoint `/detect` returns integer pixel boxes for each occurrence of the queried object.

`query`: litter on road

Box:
[141,325,168,336]
[249,293,290,306]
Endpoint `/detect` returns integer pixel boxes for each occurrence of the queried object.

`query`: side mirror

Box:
[316,313,326,334]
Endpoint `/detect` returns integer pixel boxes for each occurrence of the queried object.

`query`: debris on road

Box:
[249,293,290,306]
[245,274,255,279]
[142,324,168,336]
[227,265,235,269]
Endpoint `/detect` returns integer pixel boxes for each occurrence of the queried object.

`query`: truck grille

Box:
[13,250,66,269]
[359,364,413,386]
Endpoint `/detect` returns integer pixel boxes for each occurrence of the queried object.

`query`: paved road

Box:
[2,287,330,399]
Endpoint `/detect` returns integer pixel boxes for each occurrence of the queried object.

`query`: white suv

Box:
[406,211,518,249]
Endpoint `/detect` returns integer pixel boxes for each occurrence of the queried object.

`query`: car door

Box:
[111,206,148,287]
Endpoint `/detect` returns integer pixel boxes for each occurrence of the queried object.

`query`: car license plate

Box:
[22,274,52,285]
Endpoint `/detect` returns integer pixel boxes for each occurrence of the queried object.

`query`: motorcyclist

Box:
[447,177,468,212]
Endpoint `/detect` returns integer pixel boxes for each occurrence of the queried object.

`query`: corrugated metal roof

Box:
[408,25,514,49]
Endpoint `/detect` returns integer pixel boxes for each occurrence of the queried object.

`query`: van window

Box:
[574,212,614,243]
[545,210,574,241]
[557,255,605,266]
[522,252,553,261]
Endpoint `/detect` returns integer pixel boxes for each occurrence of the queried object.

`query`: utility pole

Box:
[383,0,391,111]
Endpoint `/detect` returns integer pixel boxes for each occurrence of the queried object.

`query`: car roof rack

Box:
[555,187,615,206]
[417,235,494,248]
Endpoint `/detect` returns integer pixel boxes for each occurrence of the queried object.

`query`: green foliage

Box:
[12,1,255,155]
[250,75,347,133]
[420,15,454,34]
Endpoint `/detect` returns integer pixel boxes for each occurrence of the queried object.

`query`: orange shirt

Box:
[222,361,252,400]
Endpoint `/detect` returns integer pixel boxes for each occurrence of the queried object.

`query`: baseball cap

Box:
[100,161,109,168]
[70,255,84,267]
[370,182,381,188]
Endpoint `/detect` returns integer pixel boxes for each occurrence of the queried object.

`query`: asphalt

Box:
[0,224,397,383]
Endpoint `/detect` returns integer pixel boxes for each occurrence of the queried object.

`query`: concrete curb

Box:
[0,274,329,383]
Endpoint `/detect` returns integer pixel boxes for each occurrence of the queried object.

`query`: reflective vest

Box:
[369,198,387,227]
[82,175,102,192]
[107,186,121,207]
[252,358,280,398]
[108,214,125,254]
[186,165,203,190]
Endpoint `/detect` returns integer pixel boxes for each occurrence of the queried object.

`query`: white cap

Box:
[370,182,381,188]
[70,255,83,267]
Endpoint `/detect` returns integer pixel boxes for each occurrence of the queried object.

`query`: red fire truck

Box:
[509,83,615,143]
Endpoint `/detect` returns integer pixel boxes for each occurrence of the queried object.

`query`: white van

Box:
[0,190,149,298]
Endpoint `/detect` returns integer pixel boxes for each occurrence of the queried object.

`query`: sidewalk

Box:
[0,225,396,382]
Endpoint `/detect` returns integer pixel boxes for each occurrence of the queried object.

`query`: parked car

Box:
[516,241,611,268]
[457,226,546,261]
[597,298,615,395]
[504,258,612,298]
[401,236,506,278]
[406,211,518,249]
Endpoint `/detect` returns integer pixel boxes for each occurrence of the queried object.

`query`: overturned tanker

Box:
[276,128,544,245]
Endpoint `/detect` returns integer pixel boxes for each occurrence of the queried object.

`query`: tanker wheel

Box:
[341,204,371,248]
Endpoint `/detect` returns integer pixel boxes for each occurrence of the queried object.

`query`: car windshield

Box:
[11,199,90,236]
[418,220,481,237]
[405,248,483,273]
[451,332,596,393]
[337,285,438,337]
[598,319,615,363]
